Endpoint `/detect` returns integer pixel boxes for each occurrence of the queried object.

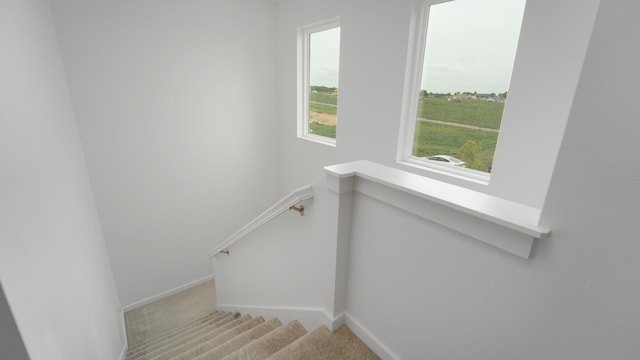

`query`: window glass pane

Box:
[308,27,340,139]
[413,0,525,173]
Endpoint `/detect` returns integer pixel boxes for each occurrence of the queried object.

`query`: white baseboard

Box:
[330,311,346,331]
[118,343,127,360]
[344,313,399,360]
[122,274,215,312]
[216,304,334,332]
[119,308,128,358]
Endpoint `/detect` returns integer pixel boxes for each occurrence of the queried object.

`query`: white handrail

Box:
[208,185,314,257]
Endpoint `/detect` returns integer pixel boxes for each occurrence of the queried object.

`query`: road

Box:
[418,118,499,133]
[310,101,337,107]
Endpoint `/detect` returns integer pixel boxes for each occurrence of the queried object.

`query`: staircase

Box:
[125,311,380,360]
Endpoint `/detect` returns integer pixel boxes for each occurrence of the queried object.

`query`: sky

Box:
[307,0,525,92]
[421,0,527,94]
[309,27,340,88]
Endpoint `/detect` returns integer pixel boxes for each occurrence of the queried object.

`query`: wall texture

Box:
[0,284,30,360]
[51,0,281,306]
[9,0,635,358]
[265,0,638,358]
[50,0,629,355]
[336,0,640,358]
[0,0,125,358]
[275,0,597,209]
[214,180,337,326]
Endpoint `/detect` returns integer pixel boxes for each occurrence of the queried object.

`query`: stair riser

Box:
[127,312,228,355]
[126,312,379,360]
[130,314,243,360]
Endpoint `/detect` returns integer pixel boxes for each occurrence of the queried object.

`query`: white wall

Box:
[51,0,281,306]
[176,0,639,357]
[275,0,412,194]
[0,0,125,359]
[0,284,30,360]
[214,179,339,328]
[276,0,597,209]
[213,0,420,331]
[475,0,598,207]
[266,0,640,358]
[340,0,640,358]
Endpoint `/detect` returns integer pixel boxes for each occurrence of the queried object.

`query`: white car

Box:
[426,155,466,167]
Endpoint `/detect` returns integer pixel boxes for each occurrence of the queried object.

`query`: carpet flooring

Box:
[125,311,379,360]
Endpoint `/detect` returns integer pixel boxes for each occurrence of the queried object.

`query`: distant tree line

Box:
[311,85,337,93]
[420,90,508,99]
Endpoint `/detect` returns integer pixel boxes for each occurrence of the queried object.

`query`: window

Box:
[398,0,526,181]
[298,18,341,146]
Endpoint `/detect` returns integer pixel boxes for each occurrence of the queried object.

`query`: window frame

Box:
[297,17,341,147]
[397,0,523,184]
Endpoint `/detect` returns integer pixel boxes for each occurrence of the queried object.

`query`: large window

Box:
[298,18,341,145]
[399,0,526,180]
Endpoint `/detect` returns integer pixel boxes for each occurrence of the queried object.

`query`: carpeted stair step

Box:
[125,311,380,360]
[265,325,332,359]
[267,325,379,360]
[221,320,308,360]
[127,312,230,358]
[134,314,248,360]
[128,313,237,360]
[170,316,266,360]
[191,318,283,360]
[127,312,224,355]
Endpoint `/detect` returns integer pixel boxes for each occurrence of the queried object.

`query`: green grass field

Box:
[417,96,503,129]
[413,121,498,172]
[309,90,338,139]
[307,91,503,171]
[309,122,336,138]
[310,92,338,105]
[412,95,504,171]
[310,102,337,115]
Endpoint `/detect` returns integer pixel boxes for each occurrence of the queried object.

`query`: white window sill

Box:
[399,156,491,185]
[324,160,549,258]
[298,134,336,147]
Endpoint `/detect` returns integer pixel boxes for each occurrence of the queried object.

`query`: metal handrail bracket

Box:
[208,185,313,257]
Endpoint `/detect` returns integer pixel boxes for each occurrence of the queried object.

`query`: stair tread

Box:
[268,325,379,360]
[221,320,308,360]
[126,312,379,360]
[127,312,229,356]
[169,316,266,360]
[266,325,331,360]
[136,314,248,360]
[127,313,237,360]
[320,325,381,359]
[192,318,283,360]
[127,312,223,353]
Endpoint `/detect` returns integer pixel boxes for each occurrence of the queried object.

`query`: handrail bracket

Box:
[207,185,313,257]
[289,204,305,216]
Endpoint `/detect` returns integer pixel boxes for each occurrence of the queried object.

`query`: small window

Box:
[298,18,341,146]
[399,0,526,181]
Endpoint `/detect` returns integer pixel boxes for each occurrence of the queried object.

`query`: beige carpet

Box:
[125,311,379,360]
[125,280,217,346]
